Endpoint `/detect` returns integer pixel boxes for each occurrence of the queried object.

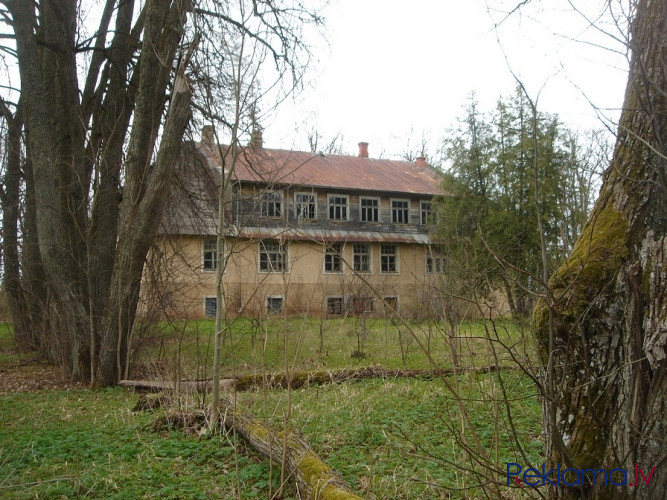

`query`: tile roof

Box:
[196,143,444,196]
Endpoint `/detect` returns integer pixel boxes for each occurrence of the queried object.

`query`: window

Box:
[324,243,343,273]
[295,192,316,220]
[202,238,217,271]
[380,245,398,273]
[204,297,217,318]
[421,201,435,225]
[327,297,344,315]
[267,296,283,314]
[426,254,445,274]
[383,296,398,313]
[328,195,348,220]
[391,199,409,223]
[360,197,379,222]
[352,296,374,314]
[261,191,282,217]
[353,244,370,273]
[259,240,287,272]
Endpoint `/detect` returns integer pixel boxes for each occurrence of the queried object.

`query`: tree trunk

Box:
[96,0,193,385]
[534,1,666,498]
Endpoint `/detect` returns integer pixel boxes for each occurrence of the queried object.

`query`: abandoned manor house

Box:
[145,127,445,319]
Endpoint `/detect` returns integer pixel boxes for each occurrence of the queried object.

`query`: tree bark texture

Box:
[534,1,666,498]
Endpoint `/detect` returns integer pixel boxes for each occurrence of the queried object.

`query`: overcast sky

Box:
[263,0,630,159]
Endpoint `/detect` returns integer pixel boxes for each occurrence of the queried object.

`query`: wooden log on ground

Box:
[150,400,363,499]
[120,364,503,393]
[219,397,363,500]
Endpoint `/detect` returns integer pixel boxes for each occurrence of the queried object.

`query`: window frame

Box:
[266,296,283,315]
[391,198,410,224]
[425,253,445,274]
[383,296,398,313]
[326,296,345,316]
[202,237,218,272]
[295,192,317,221]
[353,243,371,273]
[260,190,283,218]
[421,200,435,225]
[258,240,288,273]
[204,296,217,318]
[380,244,398,274]
[324,242,343,274]
[328,194,349,221]
[359,197,380,222]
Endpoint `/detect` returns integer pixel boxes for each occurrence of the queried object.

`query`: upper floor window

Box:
[360,197,379,222]
[202,238,217,271]
[259,240,287,272]
[391,199,409,224]
[295,193,316,220]
[353,243,371,273]
[380,245,398,273]
[421,201,435,225]
[324,243,343,273]
[261,191,282,218]
[328,195,348,220]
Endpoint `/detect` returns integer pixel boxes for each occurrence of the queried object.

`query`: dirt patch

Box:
[0,349,85,394]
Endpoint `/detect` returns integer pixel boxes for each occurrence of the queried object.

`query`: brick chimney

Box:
[250,126,263,149]
[201,125,215,146]
[358,142,369,158]
[416,156,427,168]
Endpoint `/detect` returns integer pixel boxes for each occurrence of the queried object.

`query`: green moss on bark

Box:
[535,199,628,348]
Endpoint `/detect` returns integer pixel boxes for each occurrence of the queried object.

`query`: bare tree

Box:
[0,0,324,387]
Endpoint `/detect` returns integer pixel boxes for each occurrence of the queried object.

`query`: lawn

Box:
[0,319,543,499]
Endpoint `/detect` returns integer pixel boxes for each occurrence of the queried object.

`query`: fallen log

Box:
[151,398,363,499]
[120,364,503,393]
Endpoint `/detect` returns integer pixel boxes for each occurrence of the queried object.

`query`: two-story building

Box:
[148,127,444,319]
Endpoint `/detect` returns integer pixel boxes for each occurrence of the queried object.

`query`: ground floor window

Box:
[267,296,283,314]
[380,245,398,273]
[425,254,445,274]
[202,238,217,271]
[353,243,370,272]
[383,296,398,312]
[351,296,374,314]
[326,297,344,315]
[204,297,217,317]
[259,240,287,272]
[324,243,343,273]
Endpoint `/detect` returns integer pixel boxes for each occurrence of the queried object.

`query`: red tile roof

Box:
[196,143,444,196]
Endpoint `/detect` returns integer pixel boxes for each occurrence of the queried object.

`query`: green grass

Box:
[0,388,289,499]
[235,371,543,498]
[132,316,530,381]
[1,318,543,498]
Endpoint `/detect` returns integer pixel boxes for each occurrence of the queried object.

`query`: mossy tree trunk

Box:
[533,0,666,498]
